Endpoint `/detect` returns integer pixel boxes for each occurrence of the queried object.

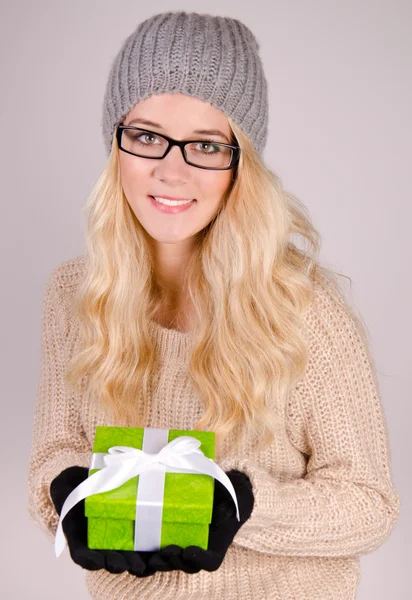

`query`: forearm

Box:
[28,451,91,541]
[27,271,91,541]
[220,273,401,558]
[220,457,400,557]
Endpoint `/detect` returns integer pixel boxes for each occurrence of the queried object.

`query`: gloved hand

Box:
[50,465,254,576]
[50,466,158,577]
[146,469,254,573]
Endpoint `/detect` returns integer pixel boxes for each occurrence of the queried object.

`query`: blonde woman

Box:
[27,11,400,600]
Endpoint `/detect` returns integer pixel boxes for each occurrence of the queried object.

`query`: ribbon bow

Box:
[54,435,239,557]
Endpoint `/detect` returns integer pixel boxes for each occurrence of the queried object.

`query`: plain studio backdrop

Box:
[0,1,409,598]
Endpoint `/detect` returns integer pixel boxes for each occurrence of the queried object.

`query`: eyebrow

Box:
[124,118,231,144]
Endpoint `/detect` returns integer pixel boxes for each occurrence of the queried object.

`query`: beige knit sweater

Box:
[27,255,400,600]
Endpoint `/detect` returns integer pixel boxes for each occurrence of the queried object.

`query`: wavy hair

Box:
[65,117,350,452]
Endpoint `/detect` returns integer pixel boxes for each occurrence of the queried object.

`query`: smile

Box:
[149,195,196,214]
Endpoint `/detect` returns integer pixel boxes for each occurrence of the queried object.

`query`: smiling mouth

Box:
[151,195,196,202]
[150,196,196,206]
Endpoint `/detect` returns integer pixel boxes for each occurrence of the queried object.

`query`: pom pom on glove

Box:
[50,465,254,577]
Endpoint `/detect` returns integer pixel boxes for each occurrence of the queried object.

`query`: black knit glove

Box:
[50,466,254,576]
[146,469,254,573]
[50,466,158,577]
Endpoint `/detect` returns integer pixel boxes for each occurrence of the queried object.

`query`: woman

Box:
[27,10,400,600]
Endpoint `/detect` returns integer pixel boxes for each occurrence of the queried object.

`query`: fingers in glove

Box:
[147,545,186,573]
[167,546,202,574]
[132,566,158,578]
[182,545,222,572]
[122,551,150,577]
[102,550,129,574]
[68,542,106,571]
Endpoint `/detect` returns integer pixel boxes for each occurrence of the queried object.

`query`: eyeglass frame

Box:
[116,124,241,171]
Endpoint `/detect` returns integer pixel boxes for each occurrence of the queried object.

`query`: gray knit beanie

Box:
[102,11,269,157]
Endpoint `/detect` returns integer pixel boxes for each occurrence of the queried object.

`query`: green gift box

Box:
[84,426,215,551]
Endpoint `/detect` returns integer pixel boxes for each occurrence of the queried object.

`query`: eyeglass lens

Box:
[120,129,233,169]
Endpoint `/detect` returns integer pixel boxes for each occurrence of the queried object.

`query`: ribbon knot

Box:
[102,437,204,470]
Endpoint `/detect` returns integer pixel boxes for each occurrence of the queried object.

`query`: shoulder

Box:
[42,254,88,337]
[302,267,373,362]
[47,254,88,291]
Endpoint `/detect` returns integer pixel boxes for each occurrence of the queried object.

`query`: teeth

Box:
[153,196,193,206]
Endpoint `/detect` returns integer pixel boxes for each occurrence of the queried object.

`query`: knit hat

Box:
[102,11,269,157]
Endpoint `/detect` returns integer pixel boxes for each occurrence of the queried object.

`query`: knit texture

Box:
[101,11,269,156]
[27,255,400,600]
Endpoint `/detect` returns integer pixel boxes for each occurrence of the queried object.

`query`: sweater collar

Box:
[148,319,192,364]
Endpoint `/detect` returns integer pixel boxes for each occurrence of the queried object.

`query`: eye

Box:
[124,129,162,145]
[136,132,160,145]
[195,142,221,154]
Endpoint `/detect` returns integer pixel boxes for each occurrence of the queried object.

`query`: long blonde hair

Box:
[66,117,349,451]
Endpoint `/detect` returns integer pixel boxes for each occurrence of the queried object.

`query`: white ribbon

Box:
[54,434,240,557]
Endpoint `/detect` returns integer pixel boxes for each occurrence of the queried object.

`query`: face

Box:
[118,92,234,254]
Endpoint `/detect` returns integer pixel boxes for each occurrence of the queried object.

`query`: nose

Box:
[154,144,190,179]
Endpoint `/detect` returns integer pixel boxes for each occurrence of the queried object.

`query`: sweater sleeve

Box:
[220,276,400,558]
[27,271,91,543]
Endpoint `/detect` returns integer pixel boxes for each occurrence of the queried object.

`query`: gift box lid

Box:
[84,426,215,525]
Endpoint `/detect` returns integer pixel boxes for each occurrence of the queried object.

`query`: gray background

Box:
[1,1,409,598]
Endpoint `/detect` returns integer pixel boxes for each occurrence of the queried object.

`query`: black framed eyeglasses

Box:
[116,125,240,171]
